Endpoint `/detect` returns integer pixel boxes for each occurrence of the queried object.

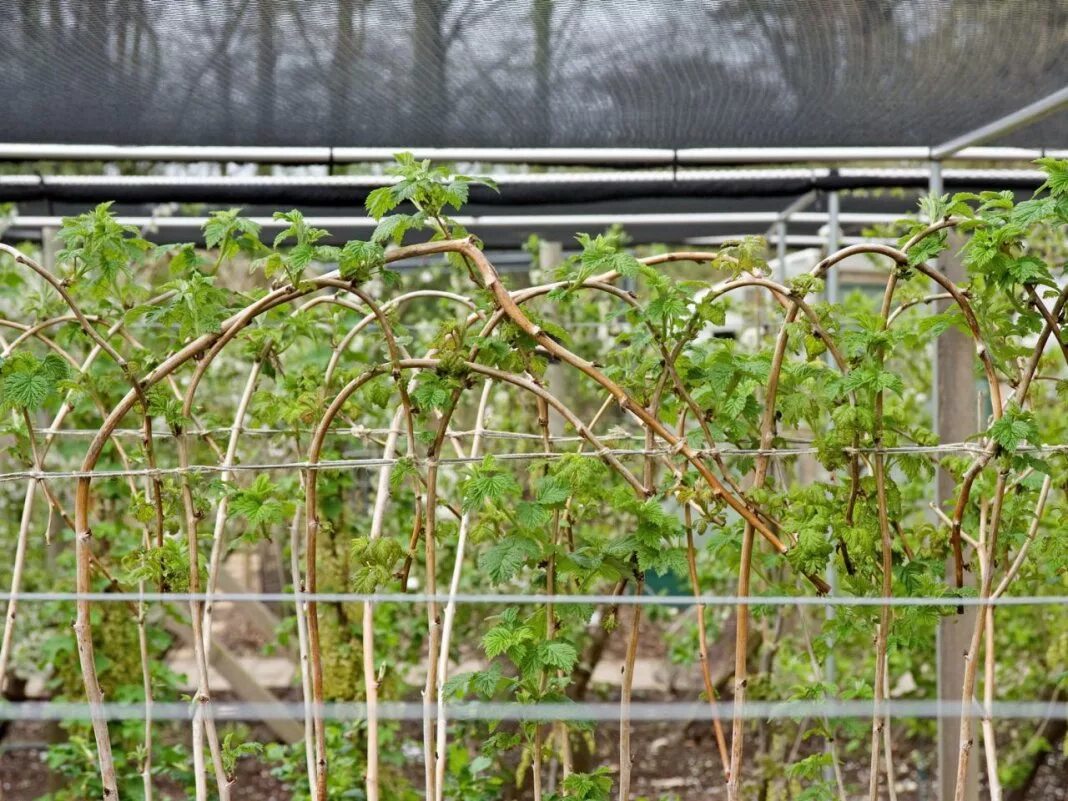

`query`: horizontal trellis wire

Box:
[0,700,1064,723]
[1,442,1065,485]
[4,424,1064,733]
[2,591,1066,608]
[25,426,1068,451]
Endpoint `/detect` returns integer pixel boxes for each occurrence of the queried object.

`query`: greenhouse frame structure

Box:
[1,4,1067,798]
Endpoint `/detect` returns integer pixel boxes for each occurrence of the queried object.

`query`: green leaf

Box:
[988,403,1039,451]
[440,671,474,699]
[252,210,331,285]
[646,288,688,324]
[1,352,69,410]
[56,201,151,297]
[159,242,206,276]
[228,475,294,532]
[338,240,386,282]
[537,640,578,671]
[839,365,903,396]
[535,475,569,506]
[559,769,613,801]
[147,386,184,430]
[271,210,329,250]
[389,456,418,492]
[640,545,688,577]
[719,235,768,275]
[462,456,521,512]
[788,274,824,297]
[120,537,191,592]
[145,270,232,338]
[1036,157,1068,197]
[516,501,552,530]
[786,752,833,783]
[203,208,262,260]
[365,186,398,219]
[572,231,642,282]
[221,732,263,778]
[478,535,539,583]
[4,369,50,410]
[371,212,428,245]
[481,627,512,659]
[1010,196,1056,227]
[786,529,834,576]
[906,234,946,267]
[482,619,533,658]
[1006,255,1056,287]
[412,373,455,411]
[472,662,503,696]
[365,153,494,226]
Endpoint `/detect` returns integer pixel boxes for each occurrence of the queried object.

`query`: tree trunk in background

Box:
[332,0,355,142]
[257,0,276,140]
[412,0,447,140]
[532,0,553,144]
[218,2,235,143]
[936,233,979,801]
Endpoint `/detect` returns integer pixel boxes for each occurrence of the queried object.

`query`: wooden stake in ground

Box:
[935,235,979,801]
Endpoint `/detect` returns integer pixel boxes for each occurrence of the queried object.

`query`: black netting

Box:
[1,0,1065,149]
[0,169,1046,205]
[0,188,1016,249]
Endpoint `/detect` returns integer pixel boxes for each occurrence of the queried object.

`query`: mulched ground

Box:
[2,605,1062,800]
[2,711,1065,800]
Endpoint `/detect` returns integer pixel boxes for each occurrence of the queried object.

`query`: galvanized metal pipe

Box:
[930,86,1068,160]
[5,211,905,231]
[0,143,1063,165]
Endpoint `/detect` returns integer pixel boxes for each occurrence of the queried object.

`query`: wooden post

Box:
[936,228,979,801]
[823,193,840,787]
[41,226,59,270]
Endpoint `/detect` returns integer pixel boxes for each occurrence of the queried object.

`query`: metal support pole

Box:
[825,191,840,304]
[41,226,59,272]
[0,204,1043,237]
[768,191,820,283]
[930,86,1068,160]
[929,161,944,198]
[0,142,1063,166]
[771,191,821,228]
[774,221,787,284]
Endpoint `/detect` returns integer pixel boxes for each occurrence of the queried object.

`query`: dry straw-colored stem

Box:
[868,272,899,801]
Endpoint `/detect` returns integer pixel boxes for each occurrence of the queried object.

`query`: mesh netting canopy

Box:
[2,0,1066,150]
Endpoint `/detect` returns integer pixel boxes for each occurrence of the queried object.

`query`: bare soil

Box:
[2,712,1065,800]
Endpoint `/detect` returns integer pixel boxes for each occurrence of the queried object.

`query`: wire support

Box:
[5,591,1067,608]
[0,699,1063,723]
[2,442,1065,484]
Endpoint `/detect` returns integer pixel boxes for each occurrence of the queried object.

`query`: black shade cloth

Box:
[1,0,1065,150]
[0,169,1046,205]
[0,191,1015,249]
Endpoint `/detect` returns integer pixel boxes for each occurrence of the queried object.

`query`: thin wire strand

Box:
[6,591,1068,607]
[30,427,817,445]
[29,424,1068,453]
[0,700,1063,723]
[2,443,1066,484]
[30,426,630,441]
